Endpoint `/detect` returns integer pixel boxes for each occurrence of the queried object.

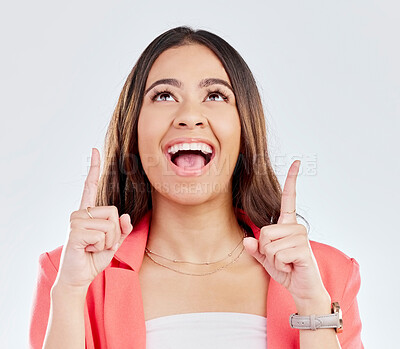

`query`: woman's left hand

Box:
[243,160,331,310]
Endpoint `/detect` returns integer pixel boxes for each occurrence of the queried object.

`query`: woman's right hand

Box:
[53,148,133,291]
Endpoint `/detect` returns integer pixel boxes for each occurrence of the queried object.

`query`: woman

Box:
[29,26,363,348]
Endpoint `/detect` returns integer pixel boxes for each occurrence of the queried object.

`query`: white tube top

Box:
[145,312,267,349]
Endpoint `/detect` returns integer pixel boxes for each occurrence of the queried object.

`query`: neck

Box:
[147,194,244,264]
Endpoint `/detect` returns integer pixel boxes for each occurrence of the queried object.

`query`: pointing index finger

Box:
[278,160,300,224]
[79,148,101,211]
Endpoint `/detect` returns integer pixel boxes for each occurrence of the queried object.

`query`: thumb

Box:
[243,237,266,265]
[118,214,133,242]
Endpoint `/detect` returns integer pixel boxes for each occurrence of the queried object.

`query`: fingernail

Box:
[113,243,120,251]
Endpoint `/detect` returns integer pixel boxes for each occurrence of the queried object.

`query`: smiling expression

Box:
[138,43,241,205]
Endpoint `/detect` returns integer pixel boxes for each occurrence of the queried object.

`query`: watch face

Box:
[332,302,343,333]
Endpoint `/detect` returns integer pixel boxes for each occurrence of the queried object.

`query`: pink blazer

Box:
[29,210,363,348]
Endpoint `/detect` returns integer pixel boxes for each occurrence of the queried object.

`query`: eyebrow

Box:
[144,78,234,95]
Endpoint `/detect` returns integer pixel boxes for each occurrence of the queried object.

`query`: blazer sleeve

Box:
[29,252,59,349]
[338,257,364,349]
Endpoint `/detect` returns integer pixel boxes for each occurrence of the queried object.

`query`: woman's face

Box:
[138,43,241,206]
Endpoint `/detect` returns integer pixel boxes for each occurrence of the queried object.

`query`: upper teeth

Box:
[167,142,213,155]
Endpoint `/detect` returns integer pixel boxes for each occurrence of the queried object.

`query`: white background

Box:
[1,1,399,347]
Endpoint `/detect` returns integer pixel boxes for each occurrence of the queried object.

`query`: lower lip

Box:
[165,152,215,177]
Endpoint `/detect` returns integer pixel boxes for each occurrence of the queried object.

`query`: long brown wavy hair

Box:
[96,26,305,231]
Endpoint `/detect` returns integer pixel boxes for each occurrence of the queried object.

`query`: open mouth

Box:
[171,150,212,168]
[166,142,215,174]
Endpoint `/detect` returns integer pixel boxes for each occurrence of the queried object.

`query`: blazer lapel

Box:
[103,268,145,348]
[236,209,299,347]
[267,277,299,347]
[103,211,151,349]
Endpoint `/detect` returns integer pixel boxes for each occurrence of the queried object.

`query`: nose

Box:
[172,102,208,129]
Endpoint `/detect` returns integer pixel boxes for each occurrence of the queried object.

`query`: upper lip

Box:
[163,137,216,155]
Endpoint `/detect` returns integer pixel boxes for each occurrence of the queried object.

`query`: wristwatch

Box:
[289,302,343,333]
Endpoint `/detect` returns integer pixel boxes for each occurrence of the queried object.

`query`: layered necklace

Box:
[144,228,248,276]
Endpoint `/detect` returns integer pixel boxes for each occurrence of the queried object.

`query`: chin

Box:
[152,179,232,207]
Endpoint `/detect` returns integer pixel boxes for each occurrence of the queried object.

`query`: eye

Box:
[151,89,176,102]
[205,89,229,102]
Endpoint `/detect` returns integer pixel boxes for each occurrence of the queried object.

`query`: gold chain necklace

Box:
[145,245,245,276]
[145,229,246,265]
[144,229,247,276]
